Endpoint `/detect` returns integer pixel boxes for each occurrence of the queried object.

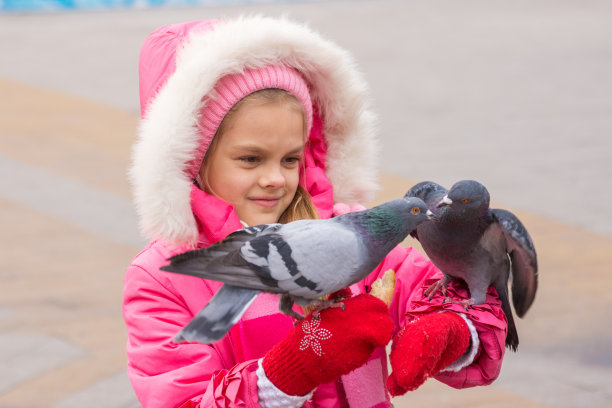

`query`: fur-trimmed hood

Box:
[130,16,379,245]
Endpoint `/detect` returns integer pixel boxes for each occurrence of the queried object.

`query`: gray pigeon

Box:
[161,197,429,344]
[405,180,538,351]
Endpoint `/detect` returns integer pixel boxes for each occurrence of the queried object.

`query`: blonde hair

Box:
[198,89,320,223]
[279,185,320,222]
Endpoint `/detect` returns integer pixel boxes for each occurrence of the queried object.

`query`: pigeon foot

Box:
[279,294,306,322]
[424,276,452,299]
[311,298,346,320]
[443,297,474,311]
[287,310,306,322]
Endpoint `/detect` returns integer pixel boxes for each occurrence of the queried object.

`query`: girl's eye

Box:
[283,156,301,165]
[461,198,469,203]
[239,156,259,163]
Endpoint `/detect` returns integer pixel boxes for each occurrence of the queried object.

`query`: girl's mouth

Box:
[250,197,281,208]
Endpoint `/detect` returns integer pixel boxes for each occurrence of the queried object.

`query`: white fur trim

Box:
[256,359,313,407]
[130,16,378,244]
[441,313,480,373]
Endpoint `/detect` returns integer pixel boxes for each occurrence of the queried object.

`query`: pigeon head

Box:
[436,180,490,220]
[356,197,428,243]
[401,196,430,226]
[393,196,430,236]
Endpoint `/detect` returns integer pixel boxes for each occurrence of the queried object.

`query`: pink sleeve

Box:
[123,265,262,408]
[180,361,261,408]
[355,245,507,388]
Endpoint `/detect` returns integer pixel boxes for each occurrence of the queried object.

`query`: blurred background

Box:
[1,0,611,407]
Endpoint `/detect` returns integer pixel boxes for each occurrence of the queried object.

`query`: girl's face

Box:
[201,97,305,226]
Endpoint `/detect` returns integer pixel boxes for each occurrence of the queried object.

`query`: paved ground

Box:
[0,1,611,407]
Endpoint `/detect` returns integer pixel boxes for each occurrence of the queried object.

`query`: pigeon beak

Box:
[436,196,453,208]
[426,210,436,220]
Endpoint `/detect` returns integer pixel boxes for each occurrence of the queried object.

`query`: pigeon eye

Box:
[411,207,421,215]
[461,199,469,204]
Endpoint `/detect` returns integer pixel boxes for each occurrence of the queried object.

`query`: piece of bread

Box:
[370,269,396,307]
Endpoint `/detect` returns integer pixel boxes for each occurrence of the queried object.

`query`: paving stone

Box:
[0,333,84,394]
[53,372,139,408]
[0,156,144,249]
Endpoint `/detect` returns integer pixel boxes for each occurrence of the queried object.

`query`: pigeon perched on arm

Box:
[160,197,429,344]
[405,180,538,351]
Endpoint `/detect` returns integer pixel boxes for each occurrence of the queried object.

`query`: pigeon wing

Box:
[161,220,360,298]
[492,208,538,317]
[172,219,362,299]
[191,224,283,260]
[239,219,364,300]
[161,243,289,293]
[160,223,283,280]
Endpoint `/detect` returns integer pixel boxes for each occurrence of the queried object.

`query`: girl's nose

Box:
[259,164,286,189]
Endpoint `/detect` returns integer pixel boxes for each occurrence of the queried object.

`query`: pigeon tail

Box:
[174,284,259,344]
[492,209,538,318]
[496,282,519,352]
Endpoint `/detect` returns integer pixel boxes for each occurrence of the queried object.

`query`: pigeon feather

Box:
[491,209,538,317]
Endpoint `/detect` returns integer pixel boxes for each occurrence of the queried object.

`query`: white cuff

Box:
[440,313,480,373]
[256,359,314,408]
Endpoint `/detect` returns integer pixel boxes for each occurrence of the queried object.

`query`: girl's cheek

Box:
[289,172,301,190]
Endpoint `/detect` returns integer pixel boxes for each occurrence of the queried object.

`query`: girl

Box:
[124,16,507,407]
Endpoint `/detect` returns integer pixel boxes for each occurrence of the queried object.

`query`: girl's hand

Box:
[261,293,393,397]
[387,312,471,395]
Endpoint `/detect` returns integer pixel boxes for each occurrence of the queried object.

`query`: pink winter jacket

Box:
[123,187,507,408]
[125,17,507,408]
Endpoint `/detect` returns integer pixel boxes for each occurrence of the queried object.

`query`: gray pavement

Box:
[1,1,611,407]
[1,0,611,237]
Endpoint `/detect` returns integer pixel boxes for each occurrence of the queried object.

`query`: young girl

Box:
[124,16,507,407]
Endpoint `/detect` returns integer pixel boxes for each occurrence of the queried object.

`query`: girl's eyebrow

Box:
[234,145,263,153]
[287,145,305,154]
[233,144,305,154]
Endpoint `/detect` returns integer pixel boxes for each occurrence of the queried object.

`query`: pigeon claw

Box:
[321,299,346,312]
[424,278,449,300]
[459,299,473,311]
[308,298,346,320]
[288,310,306,323]
[310,302,346,321]
[443,298,474,311]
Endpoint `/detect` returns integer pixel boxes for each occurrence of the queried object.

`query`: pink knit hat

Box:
[189,65,313,178]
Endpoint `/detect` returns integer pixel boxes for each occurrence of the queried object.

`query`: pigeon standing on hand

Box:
[405,180,538,351]
[161,197,429,344]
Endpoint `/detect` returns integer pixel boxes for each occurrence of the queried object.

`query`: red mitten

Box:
[262,294,393,396]
[387,312,470,396]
